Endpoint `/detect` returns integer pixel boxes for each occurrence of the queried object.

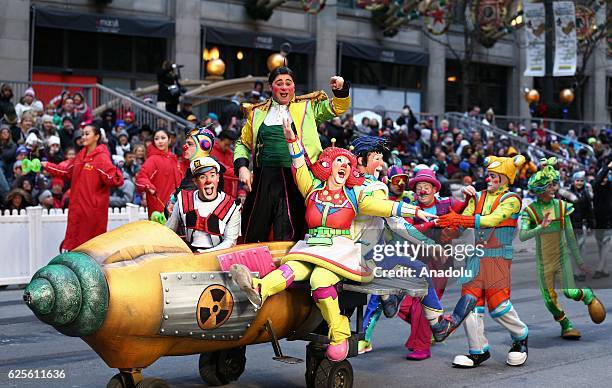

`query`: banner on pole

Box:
[553,1,577,76]
[523,2,546,77]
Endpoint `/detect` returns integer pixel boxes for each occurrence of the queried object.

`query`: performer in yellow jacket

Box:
[439,155,529,368]
[234,66,350,243]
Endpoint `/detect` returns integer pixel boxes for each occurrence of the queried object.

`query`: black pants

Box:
[242,167,305,242]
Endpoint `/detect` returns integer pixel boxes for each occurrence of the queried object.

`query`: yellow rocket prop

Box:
[24,222,312,387]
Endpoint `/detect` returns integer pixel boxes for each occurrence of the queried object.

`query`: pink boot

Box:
[406,349,431,361]
[326,339,349,362]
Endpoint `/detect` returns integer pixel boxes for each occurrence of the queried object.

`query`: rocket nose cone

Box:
[24,278,55,316]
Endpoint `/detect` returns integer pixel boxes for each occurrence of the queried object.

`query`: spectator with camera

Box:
[157,60,183,114]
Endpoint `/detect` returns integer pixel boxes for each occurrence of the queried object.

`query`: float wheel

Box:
[305,343,324,388]
[314,359,353,388]
[199,346,246,386]
[107,373,132,388]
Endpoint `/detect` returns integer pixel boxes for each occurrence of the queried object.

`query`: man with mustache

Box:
[166,155,241,252]
[438,155,529,368]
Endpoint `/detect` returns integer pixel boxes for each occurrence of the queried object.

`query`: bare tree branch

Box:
[421,28,463,61]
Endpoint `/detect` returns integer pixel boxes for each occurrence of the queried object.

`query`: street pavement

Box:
[1,237,611,388]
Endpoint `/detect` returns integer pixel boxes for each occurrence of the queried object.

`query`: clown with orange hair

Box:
[230,120,446,362]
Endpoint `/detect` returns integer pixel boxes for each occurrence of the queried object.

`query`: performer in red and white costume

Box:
[166,156,241,252]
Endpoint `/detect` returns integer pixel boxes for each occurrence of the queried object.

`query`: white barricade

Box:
[0,204,148,286]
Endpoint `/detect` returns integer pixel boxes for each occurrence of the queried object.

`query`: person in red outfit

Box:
[135,129,182,218]
[42,124,124,251]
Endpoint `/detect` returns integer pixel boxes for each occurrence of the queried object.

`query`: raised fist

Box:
[329,76,344,90]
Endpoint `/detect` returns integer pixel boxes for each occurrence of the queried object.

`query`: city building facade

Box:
[1,0,609,122]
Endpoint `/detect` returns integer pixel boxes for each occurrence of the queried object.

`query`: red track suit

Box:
[45,144,124,250]
[136,145,182,218]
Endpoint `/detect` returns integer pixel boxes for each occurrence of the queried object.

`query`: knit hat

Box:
[24,87,35,97]
[51,178,64,188]
[42,114,54,123]
[408,168,441,191]
[25,133,40,147]
[16,145,28,156]
[572,171,585,182]
[208,112,219,121]
[47,135,60,146]
[38,190,52,203]
[483,155,525,184]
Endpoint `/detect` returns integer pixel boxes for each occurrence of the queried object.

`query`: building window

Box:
[340,57,422,90]
[204,45,310,91]
[100,34,132,72]
[445,60,508,115]
[67,31,99,70]
[135,37,166,74]
[33,27,64,68]
[33,26,167,80]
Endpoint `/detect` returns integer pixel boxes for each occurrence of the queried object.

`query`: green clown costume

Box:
[519,158,606,339]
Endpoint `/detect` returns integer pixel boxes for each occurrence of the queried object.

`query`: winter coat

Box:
[45,144,124,250]
[0,139,17,170]
[135,144,182,218]
[569,185,594,230]
[592,164,612,229]
[0,94,14,118]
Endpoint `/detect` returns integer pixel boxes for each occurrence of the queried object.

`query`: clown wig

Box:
[310,147,364,188]
[351,136,388,166]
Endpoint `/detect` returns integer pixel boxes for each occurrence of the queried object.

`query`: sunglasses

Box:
[390,175,408,186]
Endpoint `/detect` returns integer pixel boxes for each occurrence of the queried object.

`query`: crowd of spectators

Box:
[0,82,610,217]
[0,82,246,213]
[316,104,611,198]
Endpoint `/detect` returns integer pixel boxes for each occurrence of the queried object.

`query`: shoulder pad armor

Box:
[294,90,328,103]
[241,98,272,116]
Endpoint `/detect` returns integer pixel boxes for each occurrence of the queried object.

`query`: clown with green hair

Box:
[519,157,606,339]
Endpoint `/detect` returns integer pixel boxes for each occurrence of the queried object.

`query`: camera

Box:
[171,64,185,70]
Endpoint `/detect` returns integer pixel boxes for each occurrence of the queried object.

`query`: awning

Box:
[34,6,175,38]
[204,26,316,54]
[340,41,428,66]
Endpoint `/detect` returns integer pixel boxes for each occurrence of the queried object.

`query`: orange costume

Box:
[439,155,529,368]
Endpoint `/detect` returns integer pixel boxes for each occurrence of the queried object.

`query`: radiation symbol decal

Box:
[196,284,234,330]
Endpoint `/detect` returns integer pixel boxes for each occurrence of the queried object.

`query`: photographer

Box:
[157,60,182,114]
